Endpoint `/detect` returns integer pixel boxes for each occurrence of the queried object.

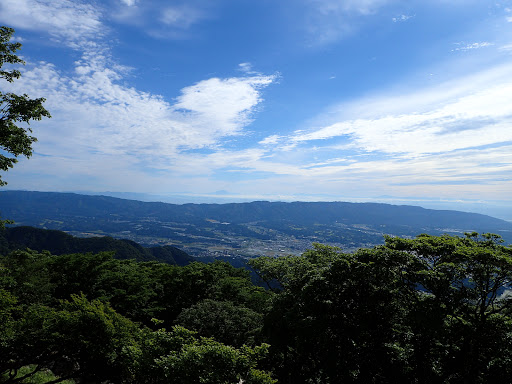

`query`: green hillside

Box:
[0,226,193,265]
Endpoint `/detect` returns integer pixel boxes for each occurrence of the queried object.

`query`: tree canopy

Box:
[0,250,274,383]
[249,233,512,383]
[2,227,512,383]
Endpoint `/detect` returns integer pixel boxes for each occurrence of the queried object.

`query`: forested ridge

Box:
[2,231,512,383]
[0,226,194,266]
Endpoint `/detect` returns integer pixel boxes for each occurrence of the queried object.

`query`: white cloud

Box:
[0,0,103,47]
[2,0,510,203]
[174,76,275,136]
[0,0,209,43]
[452,42,493,51]
[1,56,275,166]
[238,63,253,73]
[259,135,282,145]
[238,62,261,75]
[0,0,277,192]
[392,14,414,22]
[0,0,277,163]
[153,140,512,202]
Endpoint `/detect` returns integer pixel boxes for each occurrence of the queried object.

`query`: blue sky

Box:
[1,0,512,219]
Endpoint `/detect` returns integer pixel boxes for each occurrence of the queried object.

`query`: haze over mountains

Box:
[1,191,511,259]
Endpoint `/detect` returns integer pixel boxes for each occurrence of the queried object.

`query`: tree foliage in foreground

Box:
[0,248,273,383]
[0,292,274,384]
[1,232,512,383]
[250,232,512,384]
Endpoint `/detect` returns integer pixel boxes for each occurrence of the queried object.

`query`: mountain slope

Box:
[0,225,194,265]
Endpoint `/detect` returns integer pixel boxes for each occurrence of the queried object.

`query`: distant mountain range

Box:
[1,191,511,257]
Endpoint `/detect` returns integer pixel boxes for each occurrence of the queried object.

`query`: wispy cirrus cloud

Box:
[288,65,512,156]
[238,62,264,75]
[392,14,414,22]
[160,5,207,29]
[310,0,391,16]
[259,135,282,145]
[305,0,394,44]
[245,61,512,201]
[111,0,214,37]
[452,42,494,52]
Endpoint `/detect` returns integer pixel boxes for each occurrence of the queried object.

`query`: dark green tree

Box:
[0,294,139,383]
[0,249,53,305]
[251,234,512,384]
[127,325,276,384]
[176,299,264,346]
[251,244,415,383]
[0,26,50,187]
[383,232,512,383]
